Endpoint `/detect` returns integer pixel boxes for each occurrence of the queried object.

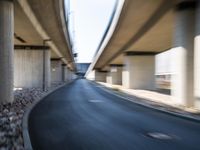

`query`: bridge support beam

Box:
[122,52,156,90]
[171,1,195,107]
[14,49,51,89]
[106,65,122,85]
[94,70,107,82]
[51,59,62,85]
[0,0,14,103]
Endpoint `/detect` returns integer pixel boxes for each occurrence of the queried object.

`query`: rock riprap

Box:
[0,84,63,150]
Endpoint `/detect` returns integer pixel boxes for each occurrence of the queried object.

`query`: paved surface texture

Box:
[29,79,200,150]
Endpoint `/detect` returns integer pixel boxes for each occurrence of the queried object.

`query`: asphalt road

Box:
[29,79,200,150]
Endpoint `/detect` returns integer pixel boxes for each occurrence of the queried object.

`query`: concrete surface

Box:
[16,0,75,70]
[51,60,62,84]
[107,66,122,85]
[88,0,175,71]
[195,1,200,109]
[0,0,14,103]
[94,71,107,82]
[171,4,195,107]
[14,49,51,88]
[123,55,155,90]
[28,79,200,150]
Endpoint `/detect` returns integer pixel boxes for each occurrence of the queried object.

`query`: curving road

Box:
[29,79,200,150]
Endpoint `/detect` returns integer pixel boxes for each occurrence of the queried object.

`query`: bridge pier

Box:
[94,70,107,82]
[0,0,14,103]
[195,1,200,108]
[62,64,67,82]
[66,67,73,82]
[51,59,63,85]
[67,67,71,81]
[106,65,122,85]
[122,52,156,90]
[14,48,51,89]
[62,64,72,82]
[171,1,195,107]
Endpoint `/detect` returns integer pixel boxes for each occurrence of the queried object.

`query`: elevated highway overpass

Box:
[0,0,76,103]
[86,0,200,109]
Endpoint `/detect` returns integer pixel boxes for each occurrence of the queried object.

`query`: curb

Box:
[22,80,75,150]
[90,81,200,123]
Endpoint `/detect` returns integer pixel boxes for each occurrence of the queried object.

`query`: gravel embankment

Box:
[0,84,63,150]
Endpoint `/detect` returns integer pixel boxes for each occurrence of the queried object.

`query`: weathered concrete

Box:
[17,0,75,70]
[65,66,70,82]
[67,69,72,81]
[171,2,195,107]
[14,49,51,88]
[87,0,175,73]
[51,59,62,84]
[62,64,66,82]
[107,66,122,85]
[0,0,14,103]
[195,1,200,109]
[94,71,107,82]
[122,55,155,90]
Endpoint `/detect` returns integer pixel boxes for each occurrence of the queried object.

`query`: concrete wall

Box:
[123,55,155,90]
[64,66,69,82]
[106,73,112,84]
[94,71,107,82]
[62,66,74,82]
[14,50,50,88]
[51,60,62,84]
[108,66,122,85]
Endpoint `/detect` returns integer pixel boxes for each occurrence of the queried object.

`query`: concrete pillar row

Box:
[122,52,156,90]
[0,0,14,103]
[195,1,200,108]
[106,65,123,85]
[94,70,107,82]
[171,1,195,107]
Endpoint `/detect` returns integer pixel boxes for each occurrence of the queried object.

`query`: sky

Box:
[66,0,117,63]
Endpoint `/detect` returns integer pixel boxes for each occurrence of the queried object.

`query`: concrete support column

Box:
[171,1,195,107]
[43,49,51,90]
[64,67,70,82]
[51,59,62,84]
[14,48,51,88]
[0,0,14,103]
[122,52,156,90]
[195,1,200,108]
[107,65,122,85]
[94,70,107,82]
[62,64,67,82]
[68,69,72,81]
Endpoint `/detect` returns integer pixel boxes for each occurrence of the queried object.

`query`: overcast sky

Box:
[66,0,116,63]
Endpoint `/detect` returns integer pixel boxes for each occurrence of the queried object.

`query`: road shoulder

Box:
[90,81,200,123]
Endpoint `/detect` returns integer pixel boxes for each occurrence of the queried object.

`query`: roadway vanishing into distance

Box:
[29,79,200,150]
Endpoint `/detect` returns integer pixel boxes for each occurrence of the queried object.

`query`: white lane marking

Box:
[88,100,103,103]
[146,132,173,140]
